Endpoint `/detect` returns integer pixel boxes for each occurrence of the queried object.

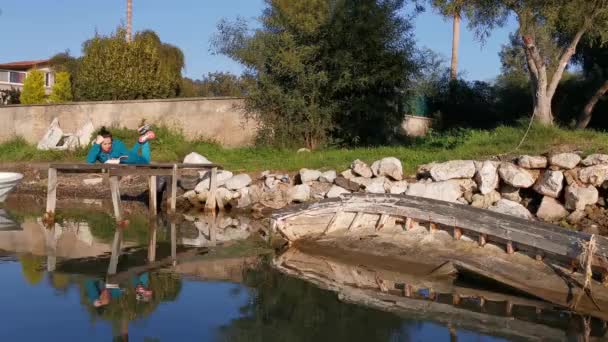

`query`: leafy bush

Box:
[49,71,73,103]
[20,69,46,104]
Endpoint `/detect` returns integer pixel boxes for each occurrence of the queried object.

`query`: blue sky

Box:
[0,0,516,81]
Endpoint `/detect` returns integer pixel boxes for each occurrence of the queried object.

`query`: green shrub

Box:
[49,71,73,103]
[20,69,46,104]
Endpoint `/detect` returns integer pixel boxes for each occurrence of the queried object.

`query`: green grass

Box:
[2,124,608,175]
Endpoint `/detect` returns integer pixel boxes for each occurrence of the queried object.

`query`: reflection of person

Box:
[86,125,156,164]
[133,272,153,302]
[85,279,123,308]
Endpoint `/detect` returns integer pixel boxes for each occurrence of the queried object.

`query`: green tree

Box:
[49,71,73,103]
[472,0,608,126]
[215,0,418,147]
[49,51,80,96]
[574,39,608,128]
[20,69,46,104]
[75,27,184,101]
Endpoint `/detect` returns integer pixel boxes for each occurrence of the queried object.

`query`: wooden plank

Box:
[148,221,157,262]
[51,162,223,171]
[107,229,123,275]
[171,222,177,265]
[348,212,363,231]
[170,164,178,214]
[46,167,58,215]
[323,210,342,234]
[109,169,174,177]
[109,176,123,222]
[205,167,218,212]
[149,176,157,216]
[375,214,389,231]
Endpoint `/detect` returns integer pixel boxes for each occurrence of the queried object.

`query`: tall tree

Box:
[477,0,608,125]
[214,0,418,147]
[20,69,46,104]
[49,71,73,103]
[575,39,608,128]
[431,0,465,80]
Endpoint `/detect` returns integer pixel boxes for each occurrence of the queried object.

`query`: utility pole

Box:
[126,0,133,42]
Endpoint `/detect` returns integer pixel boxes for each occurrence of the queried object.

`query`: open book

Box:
[104,156,129,164]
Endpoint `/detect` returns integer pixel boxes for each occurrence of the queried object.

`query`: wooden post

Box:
[207,214,217,247]
[108,229,123,275]
[169,164,178,214]
[506,241,515,254]
[323,211,341,234]
[109,176,123,222]
[375,214,389,231]
[405,217,412,231]
[171,222,177,266]
[45,168,58,223]
[404,284,412,297]
[348,212,363,231]
[479,234,487,247]
[45,225,57,272]
[505,300,513,316]
[601,271,608,286]
[205,167,218,212]
[430,222,438,234]
[479,296,486,308]
[149,175,157,216]
[147,219,157,262]
[535,253,544,262]
[452,294,461,305]
[453,227,462,240]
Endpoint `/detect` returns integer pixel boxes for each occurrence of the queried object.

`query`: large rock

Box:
[498,163,535,188]
[549,153,581,170]
[563,168,580,185]
[351,177,373,188]
[488,199,534,220]
[236,187,252,208]
[405,180,464,203]
[225,174,252,190]
[416,162,436,179]
[475,161,499,195]
[371,157,403,181]
[319,170,337,183]
[351,159,373,178]
[536,197,569,222]
[389,181,409,195]
[429,160,476,182]
[567,210,586,225]
[578,164,608,186]
[533,170,564,198]
[326,185,350,198]
[470,190,501,209]
[194,170,234,192]
[564,184,599,211]
[334,176,363,192]
[365,180,386,194]
[76,119,95,147]
[500,184,521,203]
[518,155,548,169]
[184,152,212,164]
[581,154,608,166]
[299,168,322,183]
[37,118,63,150]
[340,169,355,180]
[288,184,311,203]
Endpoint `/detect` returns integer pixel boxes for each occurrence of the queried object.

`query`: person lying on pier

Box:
[86,125,156,164]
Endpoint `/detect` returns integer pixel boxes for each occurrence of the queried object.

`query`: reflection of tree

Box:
[218,262,410,342]
[19,255,45,285]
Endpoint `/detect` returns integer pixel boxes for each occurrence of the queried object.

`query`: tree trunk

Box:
[126,0,133,43]
[576,80,608,129]
[533,92,553,125]
[450,12,461,81]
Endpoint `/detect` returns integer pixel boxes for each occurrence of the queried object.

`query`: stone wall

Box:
[0,97,257,147]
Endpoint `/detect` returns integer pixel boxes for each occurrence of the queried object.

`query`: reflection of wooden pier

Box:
[45,163,222,223]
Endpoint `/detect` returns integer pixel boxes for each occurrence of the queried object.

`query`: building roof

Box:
[0,59,50,71]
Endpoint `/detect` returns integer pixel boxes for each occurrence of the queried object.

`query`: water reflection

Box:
[0,206,606,341]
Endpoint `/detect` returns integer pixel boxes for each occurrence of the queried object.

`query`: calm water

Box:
[0,204,604,341]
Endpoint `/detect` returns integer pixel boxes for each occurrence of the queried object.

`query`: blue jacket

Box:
[86,139,132,164]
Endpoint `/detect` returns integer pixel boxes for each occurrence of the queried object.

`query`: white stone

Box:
[37,118,64,150]
[474,161,499,195]
[351,159,373,178]
[389,181,409,194]
[326,185,350,198]
[578,164,608,186]
[183,152,212,164]
[405,180,464,203]
[549,153,581,170]
[488,199,534,220]
[194,170,234,192]
[76,119,95,147]
[288,184,311,203]
[536,197,569,222]
[264,177,280,189]
[500,184,521,202]
[518,155,548,169]
[83,177,103,186]
[319,170,337,183]
[341,169,355,180]
[533,170,564,198]
[365,181,386,194]
[370,157,403,180]
[581,154,608,166]
[567,210,586,225]
[297,148,311,153]
[564,184,599,211]
[470,190,501,209]
[498,163,535,188]
[429,160,476,182]
[299,168,322,183]
[225,174,252,190]
[236,187,252,208]
[351,177,373,188]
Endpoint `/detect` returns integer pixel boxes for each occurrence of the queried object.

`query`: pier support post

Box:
[169,164,178,215]
[478,234,487,247]
[109,176,123,223]
[45,167,58,225]
[149,175,157,216]
[205,167,218,212]
[453,227,462,240]
[506,241,515,254]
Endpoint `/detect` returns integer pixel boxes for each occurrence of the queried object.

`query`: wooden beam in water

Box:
[109,176,123,222]
[169,164,178,215]
[205,167,218,212]
[45,167,57,222]
[375,214,389,231]
[479,234,487,247]
[149,176,157,216]
[506,241,515,255]
[453,227,462,240]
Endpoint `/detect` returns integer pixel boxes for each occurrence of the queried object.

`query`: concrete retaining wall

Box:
[0,97,257,147]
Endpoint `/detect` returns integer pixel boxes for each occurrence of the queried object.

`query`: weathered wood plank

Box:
[170,164,178,214]
[109,176,123,222]
[46,168,57,215]
[50,162,222,170]
[149,176,157,216]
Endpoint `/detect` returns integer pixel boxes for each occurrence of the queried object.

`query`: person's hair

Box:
[98,126,112,139]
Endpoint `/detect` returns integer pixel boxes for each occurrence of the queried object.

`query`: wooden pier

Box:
[45,163,222,223]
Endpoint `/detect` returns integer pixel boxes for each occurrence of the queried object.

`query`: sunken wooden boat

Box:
[274,246,608,341]
[271,193,608,319]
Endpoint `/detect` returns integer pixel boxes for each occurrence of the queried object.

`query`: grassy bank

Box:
[1,124,608,174]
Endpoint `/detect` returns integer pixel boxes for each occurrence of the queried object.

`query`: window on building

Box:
[9,71,26,84]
